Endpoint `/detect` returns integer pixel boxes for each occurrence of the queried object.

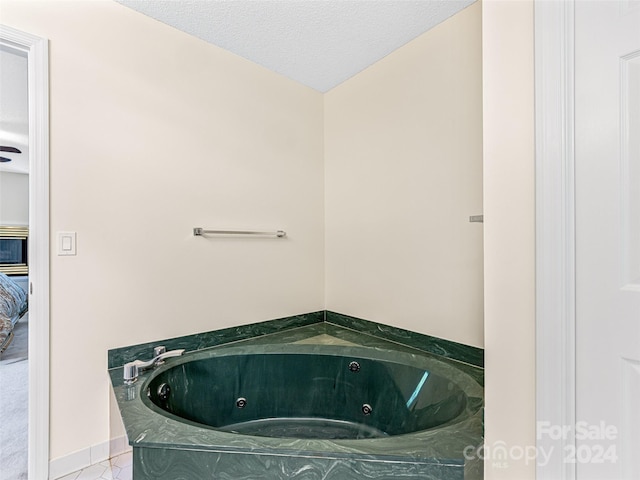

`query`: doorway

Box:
[0,25,49,480]
[0,42,29,480]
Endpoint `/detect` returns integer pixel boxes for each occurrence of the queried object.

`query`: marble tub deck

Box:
[109,313,484,479]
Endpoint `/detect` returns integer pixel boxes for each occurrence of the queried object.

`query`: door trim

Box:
[534,1,577,479]
[0,25,50,480]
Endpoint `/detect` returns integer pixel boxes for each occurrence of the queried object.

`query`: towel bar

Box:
[193,228,286,238]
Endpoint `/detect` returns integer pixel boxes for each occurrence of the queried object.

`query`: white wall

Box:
[1,0,325,466]
[483,1,536,478]
[324,2,483,348]
[0,171,29,225]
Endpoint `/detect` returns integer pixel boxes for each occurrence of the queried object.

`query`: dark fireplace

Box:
[0,226,28,276]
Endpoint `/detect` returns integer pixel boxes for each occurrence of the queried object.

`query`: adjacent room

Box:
[0,44,30,480]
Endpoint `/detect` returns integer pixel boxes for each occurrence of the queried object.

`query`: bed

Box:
[0,272,28,354]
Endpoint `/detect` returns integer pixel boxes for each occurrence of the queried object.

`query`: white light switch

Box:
[57,232,77,256]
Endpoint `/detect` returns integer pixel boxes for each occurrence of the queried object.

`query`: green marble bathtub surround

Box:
[132,446,467,480]
[108,310,483,370]
[110,341,483,480]
[107,311,324,369]
[109,311,484,479]
[227,321,485,387]
[325,311,484,368]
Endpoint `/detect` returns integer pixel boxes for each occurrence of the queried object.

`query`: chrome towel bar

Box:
[193,228,286,238]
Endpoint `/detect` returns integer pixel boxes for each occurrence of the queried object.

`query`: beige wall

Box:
[324,2,483,348]
[483,0,536,478]
[2,1,537,477]
[0,171,29,225]
[1,0,325,464]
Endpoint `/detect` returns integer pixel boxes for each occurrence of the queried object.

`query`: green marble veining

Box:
[109,310,483,369]
[293,333,359,346]
[132,446,467,480]
[109,312,484,479]
[107,311,324,369]
[325,311,484,368]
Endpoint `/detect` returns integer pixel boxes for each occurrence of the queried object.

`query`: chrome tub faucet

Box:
[123,346,185,384]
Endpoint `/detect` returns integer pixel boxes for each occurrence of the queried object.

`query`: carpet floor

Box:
[0,316,28,480]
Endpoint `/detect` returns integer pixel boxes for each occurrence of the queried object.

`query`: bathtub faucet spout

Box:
[123,346,185,384]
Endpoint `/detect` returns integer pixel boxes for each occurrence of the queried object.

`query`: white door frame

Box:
[0,25,50,480]
[534,0,577,479]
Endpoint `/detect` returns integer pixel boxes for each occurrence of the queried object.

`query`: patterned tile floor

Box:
[57,452,132,480]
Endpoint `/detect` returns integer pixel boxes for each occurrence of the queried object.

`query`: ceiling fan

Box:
[0,145,21,163]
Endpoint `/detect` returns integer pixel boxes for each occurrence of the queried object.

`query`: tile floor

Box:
[57,452,132,480]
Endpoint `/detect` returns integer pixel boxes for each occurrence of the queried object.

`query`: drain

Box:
[362,403,373,416]
[348,361,361,373]
[236,397,247,409]
[157,383,171,402]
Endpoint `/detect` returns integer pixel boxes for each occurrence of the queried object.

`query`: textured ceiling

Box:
[116,0,477,92]
[1,0,478,174]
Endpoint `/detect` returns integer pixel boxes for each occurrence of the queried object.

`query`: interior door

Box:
[575,1,640,478]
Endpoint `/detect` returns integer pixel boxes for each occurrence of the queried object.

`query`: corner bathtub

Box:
[111,335,483,480]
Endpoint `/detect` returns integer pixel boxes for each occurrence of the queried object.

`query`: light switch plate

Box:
[57,231,77,256]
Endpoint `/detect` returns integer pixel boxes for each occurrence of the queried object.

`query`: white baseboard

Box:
[49,436,131,479]
[49,448,89,480]
[109,435,131,459]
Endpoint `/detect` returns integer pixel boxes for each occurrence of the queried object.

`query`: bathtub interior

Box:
[145,351,474,439]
